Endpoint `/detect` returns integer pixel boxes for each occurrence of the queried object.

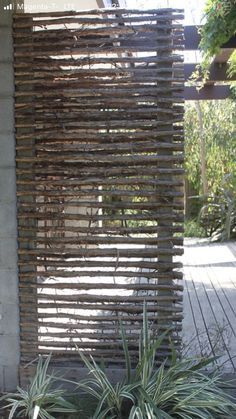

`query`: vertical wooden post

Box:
[156,10,184,350]
[13,15,38,374]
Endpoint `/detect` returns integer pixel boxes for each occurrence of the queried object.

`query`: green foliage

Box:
[185,100,236,239]
[199,0,236,77]
[1,355,77,419]
[184,219,206,238]
[199,173,236,239]
[228,50,236,77]
[185,99,236,193]
[185,100,236,196]
[2,309,236,419]
[74,350,137,419]
[67,305,236,418]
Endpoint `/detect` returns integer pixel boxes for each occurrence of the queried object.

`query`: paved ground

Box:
[182,239,236,372]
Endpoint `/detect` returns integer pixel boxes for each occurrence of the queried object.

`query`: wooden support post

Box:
[14,16,38,368]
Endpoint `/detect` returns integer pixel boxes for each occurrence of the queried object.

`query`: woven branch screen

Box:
[14,8,184,368]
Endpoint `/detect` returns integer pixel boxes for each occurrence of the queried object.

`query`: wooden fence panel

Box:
[13,8,184,372]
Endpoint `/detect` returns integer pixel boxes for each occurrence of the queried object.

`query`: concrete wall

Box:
[0,1,20,392]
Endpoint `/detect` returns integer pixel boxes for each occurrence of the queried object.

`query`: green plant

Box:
[74,326,139,419]
[184,219,206,238]
[1,355,77,419]
[67,305,236,418]
[185,100,236,196]
[199,0,236,79]
[199,173,236,240]
[184,100,236,237]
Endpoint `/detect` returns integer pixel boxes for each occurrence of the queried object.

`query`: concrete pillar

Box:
[0,1,20,391]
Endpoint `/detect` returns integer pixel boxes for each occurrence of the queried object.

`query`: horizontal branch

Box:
[18,248,184,258]
[16,129,183,142]
[18,235,183,244]
[23,311,183,321]
[21,302,182,313]
[13,14,184,28]
[18,259,182,268]
[20,282,183,291]
[16,225,184,235]
[17,200,183,210]
[19,270,183,279]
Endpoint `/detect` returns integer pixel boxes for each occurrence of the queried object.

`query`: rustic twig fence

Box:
[13,8,184,380]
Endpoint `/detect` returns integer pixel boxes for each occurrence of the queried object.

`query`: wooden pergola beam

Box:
[184,26,236,50]
[122,26,236,51]
[184,85,231,100]
[213,48,234,63]
[184,63,236,81]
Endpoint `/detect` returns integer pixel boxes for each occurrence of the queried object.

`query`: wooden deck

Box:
[183,239,236,372]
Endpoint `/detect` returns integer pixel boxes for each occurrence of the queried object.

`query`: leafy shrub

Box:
[184,219,206,238]
[199,0,236,78]
[199,174,236,240]
[185,101,236,197]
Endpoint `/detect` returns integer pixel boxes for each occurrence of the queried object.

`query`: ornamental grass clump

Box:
[1,355,77,419]
[71,304,236,418]
[2,306,236,418]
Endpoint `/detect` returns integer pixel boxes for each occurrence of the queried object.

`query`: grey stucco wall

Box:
[0,2,20,392]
